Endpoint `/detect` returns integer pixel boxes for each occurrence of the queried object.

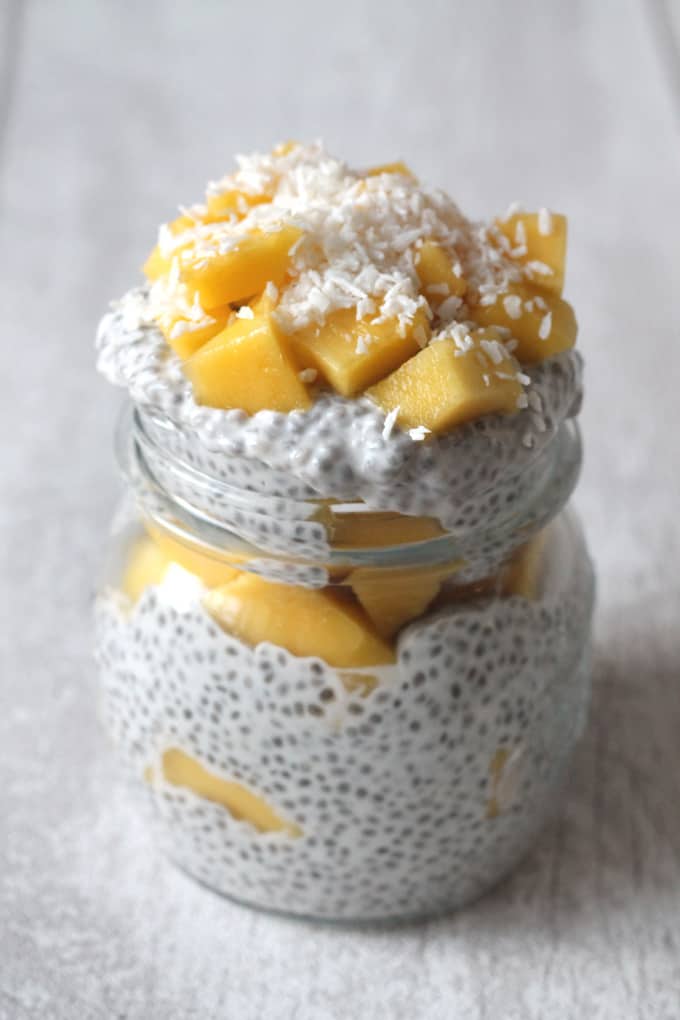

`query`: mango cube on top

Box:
[157,305,233,360]
[180,225,302,310]
[366,328,524,434]
[494,211,567,296]
[143,213,199,281]
[203,189,271,223]
[184,301,311,414]
[415,241,467,300]
[289,306,429,397]
[470,283,577,363]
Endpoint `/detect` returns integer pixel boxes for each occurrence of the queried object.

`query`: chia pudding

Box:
[94,142,594,920]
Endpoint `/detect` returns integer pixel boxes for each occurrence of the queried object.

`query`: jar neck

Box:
[116,402,582,576]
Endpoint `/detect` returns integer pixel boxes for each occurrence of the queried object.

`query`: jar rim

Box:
[116,402,582,572]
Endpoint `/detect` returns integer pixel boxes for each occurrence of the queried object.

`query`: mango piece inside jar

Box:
[415,241,467,300]
[180,225,302,310]
[121,530,242,601]
[329,510,444,549]
[469,283,577,363]
[349,562,460,639]
[366,328,523,434]
[184,300,312,414]
[494,211,567,296]
[204,573,396,667]
[146,525,243,588]
[151,748,302,837]
[122,537,171,602]
[289,306,429,397]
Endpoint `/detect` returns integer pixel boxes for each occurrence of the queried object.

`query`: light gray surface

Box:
[2,1,680,1017]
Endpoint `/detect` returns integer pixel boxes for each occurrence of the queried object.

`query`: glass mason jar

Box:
[94,401,594,923]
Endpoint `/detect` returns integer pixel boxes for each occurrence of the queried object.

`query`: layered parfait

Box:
[95,143,593,920]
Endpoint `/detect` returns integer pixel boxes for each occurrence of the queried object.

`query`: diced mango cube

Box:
[155,748,302,836]
[146,525,241,588]
[330,510,444,549]
[350,562,458,638]
[204,189,270,223]
[180,225,302,310]
[416,241,467,299]
[122,530,241,599]
[204,573,396,667]
[366,330,523,434]
[494,211,567,295]
[364,161,416,180]
[143,213,197,281]
[470,283,577,363]
[157,307,233,360]
[121,537,169,602]
[290,307,428,397]
[184,304,311,414]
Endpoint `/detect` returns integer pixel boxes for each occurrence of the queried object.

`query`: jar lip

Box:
[116,402,582,570]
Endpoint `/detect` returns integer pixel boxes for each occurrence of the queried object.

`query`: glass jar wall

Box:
[94,404,594,922]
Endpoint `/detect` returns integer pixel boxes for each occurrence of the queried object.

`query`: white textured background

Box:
[2,1,680,1017]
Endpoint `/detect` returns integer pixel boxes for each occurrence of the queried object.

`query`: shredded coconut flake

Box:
[526,259,553,278]
[538,208,553,235]
[236,306,255,319]
[503,295,523,320]
[382,406,400,440]
[502,201,523,221]
[298,368,318,383]
[408,425,431,441]
[538,311,553,340]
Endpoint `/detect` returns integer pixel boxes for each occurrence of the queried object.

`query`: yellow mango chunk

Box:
[180,225,302,310]
[330,510,444,548]
[349,563,458,638]
[184,304,311,414]
[146,525,241,588]
[470,283,577,363]
[290,307,428,397]
[157,307,233,360]
[366,330,523,434]
[143,213,198,280]
[121,537,169,602]
[364,161,416,179]
[204,189,270,223]
[502,529,548,600]
[415,241,467,299]
[157,748,302,836]
[123,531,241,598]
[204,573,396,667]
[495,211,567,295]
